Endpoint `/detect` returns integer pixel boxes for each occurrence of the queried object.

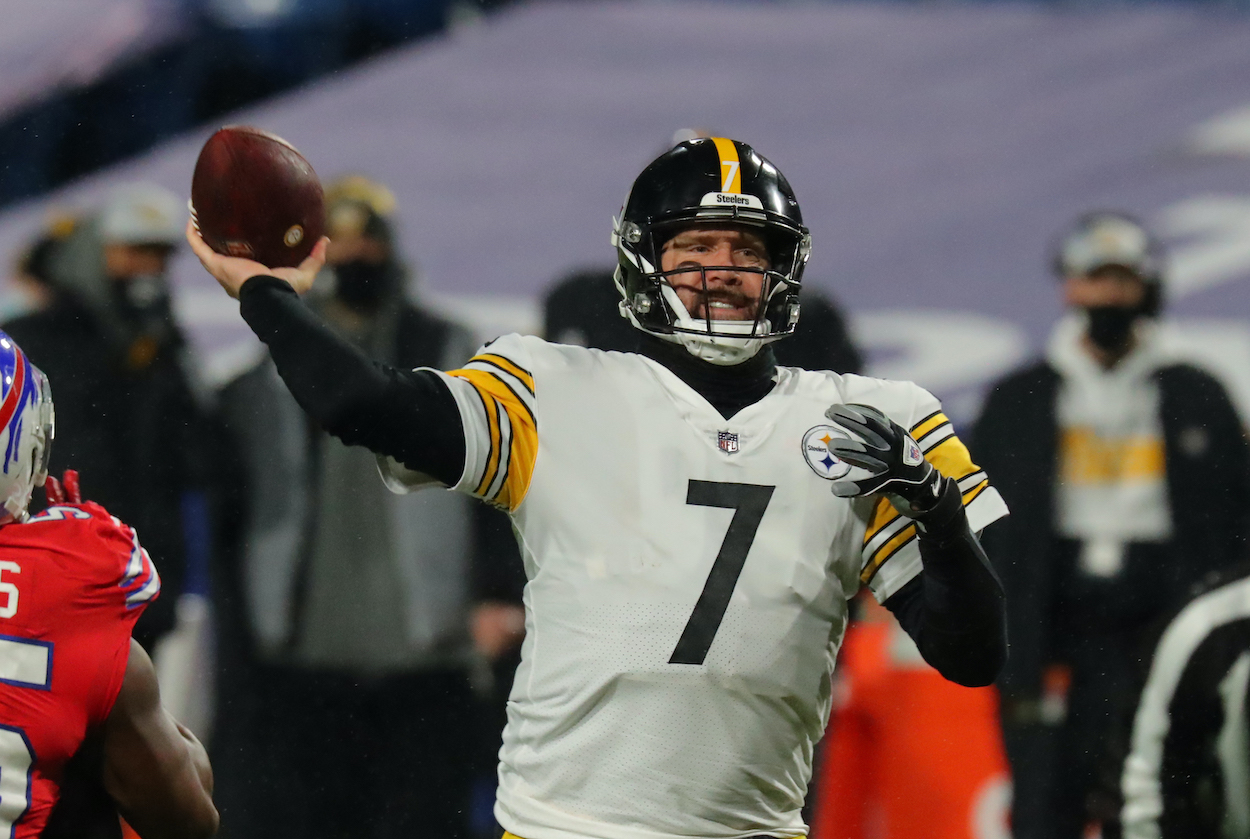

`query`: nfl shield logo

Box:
[717,431,739,454]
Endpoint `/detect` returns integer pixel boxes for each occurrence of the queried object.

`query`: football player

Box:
[0,332,218,839]
[188,138,1007,839]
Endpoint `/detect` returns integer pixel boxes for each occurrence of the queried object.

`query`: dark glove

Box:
[45,470,83,505]
[824,403,944,517]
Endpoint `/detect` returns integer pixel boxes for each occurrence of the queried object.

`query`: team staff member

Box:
[212,178,520,839]
[974,212,1250,838]
[189,138,1007,839]
[0,332,217,839]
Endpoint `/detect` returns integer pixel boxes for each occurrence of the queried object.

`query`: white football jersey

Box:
[382,334,1007,839]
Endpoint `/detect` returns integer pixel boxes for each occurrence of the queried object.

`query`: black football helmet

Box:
[612,138,811,364]
[1052,211,1166,316]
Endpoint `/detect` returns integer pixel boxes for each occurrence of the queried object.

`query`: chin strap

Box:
[655,283,768,365]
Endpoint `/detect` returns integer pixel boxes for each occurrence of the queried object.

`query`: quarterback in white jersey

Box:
[189,137,1008,839]
[419,335,1006,839]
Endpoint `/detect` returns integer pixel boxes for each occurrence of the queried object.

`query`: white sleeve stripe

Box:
[964,486,1009,534]
[467,385,501,495]
[917,424,954,450]
[958,471,988,492]
[119,529,146,587]
[125,560,161,607]
[487,401,513,501]
[430,369,493,494]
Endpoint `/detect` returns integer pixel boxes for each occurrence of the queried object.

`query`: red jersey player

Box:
[0,331,217,839]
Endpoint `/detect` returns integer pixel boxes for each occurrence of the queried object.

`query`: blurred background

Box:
[6,0,1250,423]
[5,1,1250,838]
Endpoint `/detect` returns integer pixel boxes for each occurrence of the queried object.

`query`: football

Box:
[190,126,324,268]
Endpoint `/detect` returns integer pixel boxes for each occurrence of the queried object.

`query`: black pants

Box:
[1005,632,1145,839]
[213,665,481,839]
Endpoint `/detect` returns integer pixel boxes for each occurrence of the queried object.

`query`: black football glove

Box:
[824,403,945,517]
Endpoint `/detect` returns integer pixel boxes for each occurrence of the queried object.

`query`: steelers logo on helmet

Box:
[801,425,852,480]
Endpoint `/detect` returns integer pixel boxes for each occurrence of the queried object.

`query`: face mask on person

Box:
[111,272,172,325]
[333,260,395,311]
[1084,304,1139,353]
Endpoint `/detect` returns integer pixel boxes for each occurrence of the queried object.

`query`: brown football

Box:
[190,126,324,268]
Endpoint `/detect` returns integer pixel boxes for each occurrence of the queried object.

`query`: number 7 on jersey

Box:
[669,480,775,665]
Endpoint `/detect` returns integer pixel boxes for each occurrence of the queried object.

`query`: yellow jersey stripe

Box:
[923,435,980,483]
[711,137,742,193]
[447,367,538,511]
[493,411,514,500]
[863,478,994,583]
[476,353,535,395]
[860,524,918,584]
[961,478,990,506]
[499,410,537,510]
[910,411,949,441]
[863,495,899,549]
[465,364,537,427]
[861,428,988,568]
[476,394,504,496]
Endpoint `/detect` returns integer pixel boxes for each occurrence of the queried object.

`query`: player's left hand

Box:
[824,404,943,517]
[185,218,328,299]
[44,470,83,505]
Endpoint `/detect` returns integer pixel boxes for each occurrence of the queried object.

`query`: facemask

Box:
[1085,305,1139,353]
[333,260,395,311]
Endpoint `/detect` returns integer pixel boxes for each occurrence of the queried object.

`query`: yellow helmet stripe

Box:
[711,137,742,194]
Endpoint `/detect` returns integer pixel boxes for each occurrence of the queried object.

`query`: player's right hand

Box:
[45,469,83,505]
[186,217,328,299]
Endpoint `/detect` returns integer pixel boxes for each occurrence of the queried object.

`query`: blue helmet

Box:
[0,333,53,523]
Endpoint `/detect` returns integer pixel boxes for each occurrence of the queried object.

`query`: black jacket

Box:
[973,360,1250,697]
[3,295,212,648]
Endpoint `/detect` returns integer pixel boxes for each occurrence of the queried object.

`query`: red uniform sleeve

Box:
[0,503,161,838]
[80,504,160,727]
[23,502,161,726]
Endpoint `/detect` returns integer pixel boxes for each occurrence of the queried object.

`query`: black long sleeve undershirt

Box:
[882,477,1008,687]
[238,275,1006,684]
[239,276,466,485]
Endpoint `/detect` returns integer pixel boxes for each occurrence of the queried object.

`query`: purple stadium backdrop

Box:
[2,0,1250,425]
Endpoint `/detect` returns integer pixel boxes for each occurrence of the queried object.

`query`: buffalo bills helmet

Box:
[0,332,53,523]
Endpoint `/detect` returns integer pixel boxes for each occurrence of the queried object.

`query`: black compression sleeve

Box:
[883,477,1007,687]
[237,276,466,486]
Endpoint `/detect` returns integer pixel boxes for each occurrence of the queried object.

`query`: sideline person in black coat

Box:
[974,212,1250,839]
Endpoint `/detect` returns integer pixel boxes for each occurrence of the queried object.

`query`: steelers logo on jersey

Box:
[801,424,852,480]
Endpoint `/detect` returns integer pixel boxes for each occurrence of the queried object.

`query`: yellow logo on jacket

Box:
[1059,427,1165,484]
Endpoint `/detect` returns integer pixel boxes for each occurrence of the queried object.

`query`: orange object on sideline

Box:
[810,596,1010,839]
